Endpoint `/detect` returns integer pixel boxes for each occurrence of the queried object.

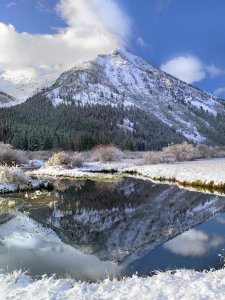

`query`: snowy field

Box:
[126,158,225,186]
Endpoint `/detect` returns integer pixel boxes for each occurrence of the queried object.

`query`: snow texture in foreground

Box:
[1,269,225,300]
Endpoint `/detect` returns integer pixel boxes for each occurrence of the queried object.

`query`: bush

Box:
[47,152,84,168]
[92,145,122,163]
[143,151,161,165]
[161,142,197,163]
[144,142,208,164]
[0,142,28,166]
[70,153,85,168]
[195,144,214,158]
[0,166,29,185]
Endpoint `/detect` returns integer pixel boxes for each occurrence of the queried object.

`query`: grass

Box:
[149,176,225,194]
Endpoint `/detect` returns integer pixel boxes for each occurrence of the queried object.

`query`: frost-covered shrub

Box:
[143,151,162,165]
[195,144,213,158]
[0,142,28,166]
[92,145,122,163]
[213,147,225,158]
[47,152,84,168]
[70,153,85,168]
[0,167,29,185]
[161,142,197,163]
[144,142,199,165]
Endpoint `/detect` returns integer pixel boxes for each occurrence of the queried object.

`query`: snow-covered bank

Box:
[1,268,225,300]
[29,158,225,192]
[125,158,225,189]
[0,166,50,193]
[0,179,49,194]
[29,165,123,181]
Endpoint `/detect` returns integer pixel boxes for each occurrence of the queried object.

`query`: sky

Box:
[0,0,225,97]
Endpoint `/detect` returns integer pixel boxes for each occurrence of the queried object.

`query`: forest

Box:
[0,94,185,151]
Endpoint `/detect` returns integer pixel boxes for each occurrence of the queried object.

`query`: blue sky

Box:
[0,0,225,97]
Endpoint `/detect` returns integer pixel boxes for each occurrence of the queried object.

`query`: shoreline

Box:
[26,158,225,195]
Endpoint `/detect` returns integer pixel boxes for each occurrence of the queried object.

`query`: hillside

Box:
[0,91,17,107]
[47,49,225,143]
[0,49,225,150]
[0,73,58,106]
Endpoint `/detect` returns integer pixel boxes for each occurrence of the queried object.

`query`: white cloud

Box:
[214,87,225,98]
[160,56,206,84]
[160,55,224,84]
[0,0,131,80]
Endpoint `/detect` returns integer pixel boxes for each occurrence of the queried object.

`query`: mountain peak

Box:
[46,49,223,144]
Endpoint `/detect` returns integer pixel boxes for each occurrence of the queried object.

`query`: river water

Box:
[1,177,225,281]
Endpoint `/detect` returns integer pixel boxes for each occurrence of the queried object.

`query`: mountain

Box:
[0,72,58,107]
[46,49,225,143]
[0,49,225,151]
[0,91,17,107]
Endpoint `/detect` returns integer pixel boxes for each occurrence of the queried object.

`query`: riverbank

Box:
[28,158,225,193]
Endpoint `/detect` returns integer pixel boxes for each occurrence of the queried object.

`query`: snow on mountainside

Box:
[0,72,58,106]
[47,49,225,143]
[0,91,17,107]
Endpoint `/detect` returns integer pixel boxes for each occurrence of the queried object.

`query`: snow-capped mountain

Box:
[0,91,17,107]
[0,72,58,107]
[46,49,225,143]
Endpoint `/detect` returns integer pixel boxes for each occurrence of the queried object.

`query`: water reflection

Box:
[19,178,225,265]
[0,236,121,281]
[164,229,224,257]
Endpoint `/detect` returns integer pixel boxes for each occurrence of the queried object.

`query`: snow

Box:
[125,158,225,186]
[0,179,48,194]
[0,72,58,105]
[29,165,121,181]
[0,166,49,193]
[30,158,225,189]
[52,97,65,107]
[45,49,225,144]
[1,269,225,299]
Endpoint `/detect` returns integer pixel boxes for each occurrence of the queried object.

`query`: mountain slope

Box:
[0,72,58,106]
[47,49,225,143]
[0,49,225,150]
[0,95,185,151]
[0,91,17,107]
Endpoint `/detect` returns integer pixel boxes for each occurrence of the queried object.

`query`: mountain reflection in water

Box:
[20,177,225,266]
